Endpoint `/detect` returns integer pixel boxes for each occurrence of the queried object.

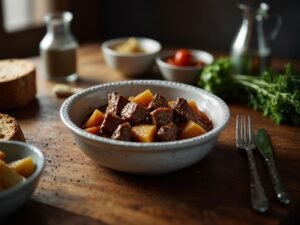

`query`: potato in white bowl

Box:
[101,37,161,77]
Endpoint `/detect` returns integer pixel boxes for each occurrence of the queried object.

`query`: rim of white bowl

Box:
[156,49,214,71]
[0,141,45,198]
[60,80,230,150]
[101,37,161,57]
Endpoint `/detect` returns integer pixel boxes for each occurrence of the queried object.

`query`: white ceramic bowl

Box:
[156,50,214,85]
[101,37,161,77]
[60,80,230,175]
[0,141,45,220]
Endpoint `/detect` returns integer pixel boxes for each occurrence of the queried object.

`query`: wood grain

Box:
[4,44,300,225]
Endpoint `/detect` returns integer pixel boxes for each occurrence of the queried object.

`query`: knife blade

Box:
[255,128,291,205]
[255,129,274,159]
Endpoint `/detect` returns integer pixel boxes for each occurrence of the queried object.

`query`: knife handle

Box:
[265,158,291,205]
[246,149,269,212]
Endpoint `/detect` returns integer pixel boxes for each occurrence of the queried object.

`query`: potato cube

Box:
[0,160,24,189]
[128,96,135,101]
[9,156,35,178]
[179,120,207,139]
[132,89,154,107]
[132,124,157,142]
[188,101,200,113]
[84,109,105,128]
[168,100,176,108]
[0,151,6,161]
[84,126,100,135]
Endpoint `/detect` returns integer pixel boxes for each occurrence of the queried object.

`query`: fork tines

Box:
[236,115,255,149]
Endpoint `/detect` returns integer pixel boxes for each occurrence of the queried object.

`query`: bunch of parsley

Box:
[198,58,300,125]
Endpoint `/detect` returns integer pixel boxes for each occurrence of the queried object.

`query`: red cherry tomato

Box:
[165,49,206,67]
[166,57,177,66]
[174,49,192,66]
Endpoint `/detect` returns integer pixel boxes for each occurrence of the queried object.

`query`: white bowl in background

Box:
[101,37,161,77]
[0,141,45,220]
[156,50,214,85]
[60,80,230,175]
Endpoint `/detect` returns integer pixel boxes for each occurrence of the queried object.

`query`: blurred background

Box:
[0,0,299,59]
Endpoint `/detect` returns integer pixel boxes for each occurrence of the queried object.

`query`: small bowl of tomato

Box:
[156,49,214,85]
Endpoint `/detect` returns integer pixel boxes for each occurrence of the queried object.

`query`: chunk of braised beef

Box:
[172,114,181,126]
[177,122,187,132]
[205,121,213,131]
[98,104,107,113]
[100,113,125,135]
[170,98,196,122]
[111,122,132,141]
[106,92,129,116]
[195,117,213,131]
[157,123,178,142]
[144,114,153,124]
[150,107,173,127]
[170,98,212,131]
[148,94,168,111]
[194,110,213,131]
[121,102,148,124]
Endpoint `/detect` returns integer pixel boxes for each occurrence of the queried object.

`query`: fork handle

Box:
[265,158,291,205]
[246,149,269,212]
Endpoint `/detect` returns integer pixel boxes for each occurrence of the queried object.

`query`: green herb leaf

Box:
[198,58,300,126]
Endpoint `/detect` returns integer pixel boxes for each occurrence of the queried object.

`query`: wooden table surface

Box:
[3,44,300,225]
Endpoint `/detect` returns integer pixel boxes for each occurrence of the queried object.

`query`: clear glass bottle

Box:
[230,3,281,75]
[40,12,78,82]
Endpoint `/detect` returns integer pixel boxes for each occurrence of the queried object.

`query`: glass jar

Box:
[40,12,78,82]
[230,3,281,75]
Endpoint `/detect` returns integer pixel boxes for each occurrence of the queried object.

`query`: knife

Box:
[255,129,291,205]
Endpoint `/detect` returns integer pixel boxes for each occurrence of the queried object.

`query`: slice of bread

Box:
[0,113,25,142]
[0,59,36,111]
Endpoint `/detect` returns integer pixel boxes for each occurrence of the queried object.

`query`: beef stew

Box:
[82,89,213,142]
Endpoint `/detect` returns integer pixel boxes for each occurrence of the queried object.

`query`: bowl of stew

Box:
[156,49,214,85]
[60,80,230,175]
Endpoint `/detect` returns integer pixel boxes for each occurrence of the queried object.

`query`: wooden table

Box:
[4,44,300,225]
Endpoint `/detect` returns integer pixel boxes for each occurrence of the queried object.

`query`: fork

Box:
[236,115,269,213]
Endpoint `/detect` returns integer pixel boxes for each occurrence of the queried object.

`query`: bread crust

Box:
[0,59,36,111]
[0,113,25,142]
